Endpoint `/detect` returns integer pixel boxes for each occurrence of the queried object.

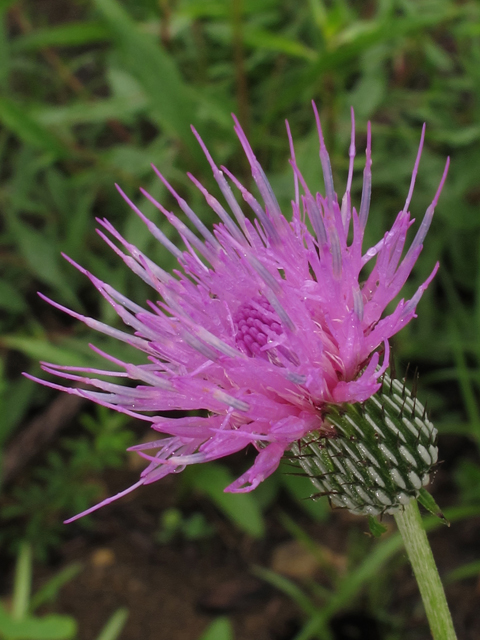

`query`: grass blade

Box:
[94,608,129,640]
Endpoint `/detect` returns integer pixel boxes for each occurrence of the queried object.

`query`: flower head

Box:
[29,104,449,522]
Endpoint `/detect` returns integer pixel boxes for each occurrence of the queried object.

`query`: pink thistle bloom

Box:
[28,104,449,522]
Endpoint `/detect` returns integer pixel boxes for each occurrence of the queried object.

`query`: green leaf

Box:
[1,336,92,367]
[0,604,76,640]
[33,96,148,127]
[417,489,448,525]
[94,608,128,640]
[0,97,69,158]
[243,27,318,60]
[184,463,265,538]
[197,617,233,640]
[367,516,388,538]
[12,22,109,51]
[431,125,480,146]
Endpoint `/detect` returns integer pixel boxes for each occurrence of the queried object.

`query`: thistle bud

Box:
[293,374,438,516]
[29,104,448,524]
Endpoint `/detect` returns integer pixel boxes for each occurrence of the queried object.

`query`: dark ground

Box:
[17,434,480,640]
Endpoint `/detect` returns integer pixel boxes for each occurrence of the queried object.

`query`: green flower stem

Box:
[394,499,457,640]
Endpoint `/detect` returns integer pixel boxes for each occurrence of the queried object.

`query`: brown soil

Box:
[26,435,480,640]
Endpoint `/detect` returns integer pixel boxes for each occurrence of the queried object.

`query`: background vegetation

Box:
[1,0,480,638]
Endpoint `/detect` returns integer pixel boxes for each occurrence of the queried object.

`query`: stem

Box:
[394,499,457,640]
[12,543,32,620]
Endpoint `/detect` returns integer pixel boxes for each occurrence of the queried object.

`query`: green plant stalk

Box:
[394,499,457,640]
[12,543,32,620]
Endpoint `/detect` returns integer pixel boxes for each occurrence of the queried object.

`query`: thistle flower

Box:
[29,104,449,522]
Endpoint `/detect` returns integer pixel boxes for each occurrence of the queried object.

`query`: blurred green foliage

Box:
[0,542,127,640]
[1,406,134,557]
[1,0,480,635]
[254,504,480,640]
